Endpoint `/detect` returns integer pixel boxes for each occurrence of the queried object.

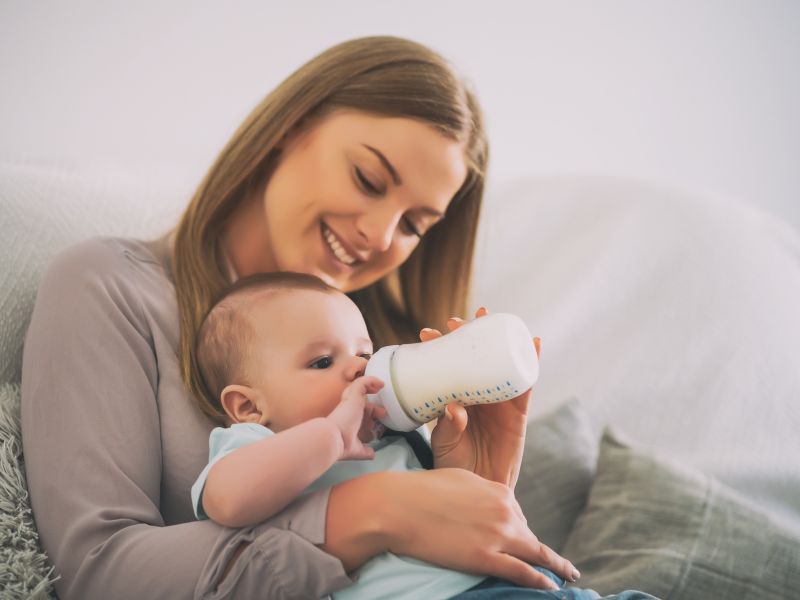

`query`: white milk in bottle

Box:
[365,312,539,432]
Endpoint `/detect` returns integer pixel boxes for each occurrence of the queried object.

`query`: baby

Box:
[191,272,657,600]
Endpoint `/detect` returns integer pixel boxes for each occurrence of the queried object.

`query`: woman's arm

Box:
[319,468,579,590]
[21,238,353,599]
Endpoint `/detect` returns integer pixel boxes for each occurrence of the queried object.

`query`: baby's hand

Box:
[327,376,387,461]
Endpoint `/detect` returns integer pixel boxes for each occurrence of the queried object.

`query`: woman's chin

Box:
[295,262,346,290]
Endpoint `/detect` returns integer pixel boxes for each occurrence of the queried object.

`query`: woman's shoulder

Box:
[39,235,174,325]
[49,235,167,279]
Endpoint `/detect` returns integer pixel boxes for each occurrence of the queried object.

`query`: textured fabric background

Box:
[0,383,57,599]
[0,160,188,384]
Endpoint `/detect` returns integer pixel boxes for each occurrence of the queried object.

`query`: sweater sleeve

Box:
[21,238,353,600]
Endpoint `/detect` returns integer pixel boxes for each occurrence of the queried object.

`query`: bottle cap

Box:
[364,345,422,432]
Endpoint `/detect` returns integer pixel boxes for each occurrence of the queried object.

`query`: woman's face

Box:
[237,110,468,292]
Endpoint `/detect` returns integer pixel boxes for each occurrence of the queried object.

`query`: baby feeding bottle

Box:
[364,312,539,432]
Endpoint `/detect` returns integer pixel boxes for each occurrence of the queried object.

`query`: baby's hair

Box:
[194,272,339,417]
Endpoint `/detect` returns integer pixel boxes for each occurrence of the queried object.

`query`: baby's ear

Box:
[220,385,269,425]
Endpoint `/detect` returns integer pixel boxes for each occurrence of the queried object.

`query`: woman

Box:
[21,36,575,599]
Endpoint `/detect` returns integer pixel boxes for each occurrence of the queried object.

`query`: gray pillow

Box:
[562,429,800,599]
[516,397,599,552]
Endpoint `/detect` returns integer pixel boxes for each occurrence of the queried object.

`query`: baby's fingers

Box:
[350,376,385,396]
[343,443,376,461]
[366,403,388,419]
[357,403,387,443]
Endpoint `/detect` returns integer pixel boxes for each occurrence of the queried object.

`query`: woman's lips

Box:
[320,221,358,272]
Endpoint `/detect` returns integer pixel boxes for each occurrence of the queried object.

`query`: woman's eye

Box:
[402,218,422,238]
[355,166,421,238]
[310,356,333,369]
[355,167,381,195]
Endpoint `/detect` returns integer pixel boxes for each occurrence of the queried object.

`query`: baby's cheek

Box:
[300,393,342,422]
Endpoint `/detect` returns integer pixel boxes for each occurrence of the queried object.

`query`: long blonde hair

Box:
[172,36,489,422]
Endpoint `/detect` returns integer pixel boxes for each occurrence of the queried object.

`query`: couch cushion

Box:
[0,161,188,383]
[517,397,599,553]
[561,429,800,599]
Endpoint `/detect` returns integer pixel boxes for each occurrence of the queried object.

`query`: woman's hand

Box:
[422,307,541,488]
[321,468,578,590]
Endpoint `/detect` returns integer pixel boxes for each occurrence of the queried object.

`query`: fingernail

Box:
[571,567,581,581]
[445,406,453,421]
[421,327,434,333]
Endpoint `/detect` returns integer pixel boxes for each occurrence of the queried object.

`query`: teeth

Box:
[323,224,357,265]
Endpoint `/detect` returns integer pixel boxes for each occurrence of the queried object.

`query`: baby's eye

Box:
[309,356,333,369]
[360,353,373,360]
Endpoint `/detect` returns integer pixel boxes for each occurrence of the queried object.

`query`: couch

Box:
[2,160,799,598]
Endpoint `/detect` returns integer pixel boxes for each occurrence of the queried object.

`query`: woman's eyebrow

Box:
[361,144,444,218]
[362,144,402,186]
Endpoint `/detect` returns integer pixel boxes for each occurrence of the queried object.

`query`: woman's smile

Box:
[321,221,363,268]
[220,111,467,292]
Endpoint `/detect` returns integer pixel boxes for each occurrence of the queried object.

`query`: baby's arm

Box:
[202,376,386,528]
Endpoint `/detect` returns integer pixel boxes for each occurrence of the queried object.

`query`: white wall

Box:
[2,1,798,229]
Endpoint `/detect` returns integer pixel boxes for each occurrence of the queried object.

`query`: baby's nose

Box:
[348,356,368,380]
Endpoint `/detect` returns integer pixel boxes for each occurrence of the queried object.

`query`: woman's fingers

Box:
[419,327,442,342]
[447,306,488,331]
[508,530,579,585]
[446,317,464,332]
[422,307,490,340]
[484,552,559,590]
[501,493,578,586]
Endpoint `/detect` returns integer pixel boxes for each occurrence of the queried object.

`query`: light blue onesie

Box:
[192,423,486,600]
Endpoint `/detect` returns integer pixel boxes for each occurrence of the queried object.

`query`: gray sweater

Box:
[21,236,353,600]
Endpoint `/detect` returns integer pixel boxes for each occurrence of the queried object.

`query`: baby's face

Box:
[244,289,373,432]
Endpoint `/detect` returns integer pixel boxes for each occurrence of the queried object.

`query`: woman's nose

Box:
[356,207,401,253]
